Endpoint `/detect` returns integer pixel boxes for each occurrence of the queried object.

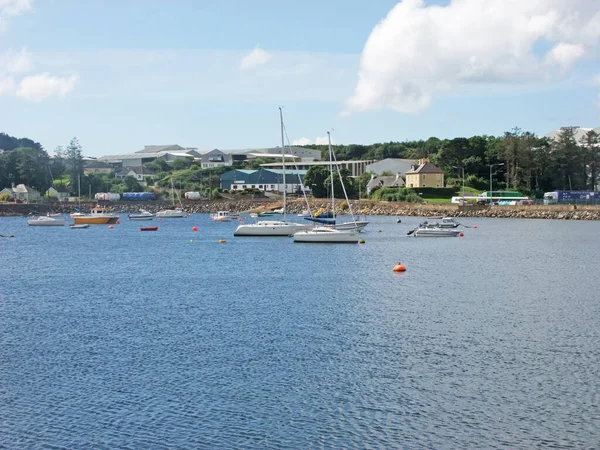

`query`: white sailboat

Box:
[293,132,359,244]
[28,215,66,226]
[156,178,186,218]
[234,108,312,237]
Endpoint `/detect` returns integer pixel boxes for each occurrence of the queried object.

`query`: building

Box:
[201,149,233,169]
[405,159,444,188]
[365,158,416,176]
[84,160,114,175]
[116,166,156,186]
[260,159,374,177]
[366,173,405,195]
[0,187,14,198]
[220,168,307,194]
[13,184,41,201]
[98,144,198,168]
[220,146,321,162]
[46,186,70,200]
[546,126,600,142]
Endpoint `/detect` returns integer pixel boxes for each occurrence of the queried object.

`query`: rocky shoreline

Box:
[1,199,600,220]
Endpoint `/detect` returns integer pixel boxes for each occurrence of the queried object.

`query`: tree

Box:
[303,166,329,198]
[581,130,600,190]
[65,137,84,195]
[170,158,191,171]
[123,175,143,192]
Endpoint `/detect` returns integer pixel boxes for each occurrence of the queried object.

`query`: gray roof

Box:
[406,163,443,174]
[85,160,113,169]
[136,145,185,154]
[117,166,155,176]
[367,175,405,189]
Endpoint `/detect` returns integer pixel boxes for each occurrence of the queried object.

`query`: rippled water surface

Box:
[1,214,599,449]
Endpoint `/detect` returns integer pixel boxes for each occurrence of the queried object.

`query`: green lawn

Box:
[425,198,452,203]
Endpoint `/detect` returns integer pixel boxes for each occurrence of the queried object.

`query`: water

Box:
[1,214,599,449]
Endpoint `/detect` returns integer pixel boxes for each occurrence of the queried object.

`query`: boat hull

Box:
[413,228,461,237]
[335,220,369,232]
[73,216,119,224]
[28,217,66,226]
[293,227,359,243]
[156,210,186,218]
[140,226,158,231]
[70,224,89,229]
[234,221,311,236]
[128,216,154,220]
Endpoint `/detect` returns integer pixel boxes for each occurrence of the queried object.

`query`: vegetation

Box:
[1,126,598,202]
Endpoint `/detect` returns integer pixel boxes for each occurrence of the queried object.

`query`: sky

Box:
[0,0,599,157]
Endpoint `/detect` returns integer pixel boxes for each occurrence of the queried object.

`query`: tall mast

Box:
[328,131,334,214]
[279,107,286,221]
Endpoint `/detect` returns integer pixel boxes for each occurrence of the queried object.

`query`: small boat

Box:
[229,212,239,219]
[249,213,258,218]
[70,212,86,219]
[211,211,232,222]
[157,177,186,218]
[297,210,311,217]
[409,227,461,237]
[293,226,359,243]
[234,220,311,236]
[73,207,119,224]
[69,224,89,229]
[128,209,155,220]
[28,215,66,226]
[140,226,159,231]
[258,210,281,217]
[334,219,369,232]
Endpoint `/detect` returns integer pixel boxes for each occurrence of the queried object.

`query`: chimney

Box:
[418,158,429,165]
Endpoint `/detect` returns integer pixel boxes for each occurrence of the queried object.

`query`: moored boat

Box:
[28,215,66,226]
[69,224,89,229]
[211,211,232,222]
[140,226,159,231]
[410,227,461,237]
[293,226,359,243]
[128,209,155,220]
[72,206,119,224]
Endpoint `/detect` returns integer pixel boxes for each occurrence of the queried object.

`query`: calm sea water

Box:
[1,214,599,449]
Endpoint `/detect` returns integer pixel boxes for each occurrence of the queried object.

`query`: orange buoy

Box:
[219,239,226,243]
[473,225,477,229]
[192,226,198,232]
[393,262,406,272]
[108,225,114,229]
[459,232,464,237]
[359,239,365,244]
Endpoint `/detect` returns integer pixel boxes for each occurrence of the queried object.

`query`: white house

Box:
[116,166,156,186]
[46,186,70,200]
[13,184,40,202]
[201,149,233,168]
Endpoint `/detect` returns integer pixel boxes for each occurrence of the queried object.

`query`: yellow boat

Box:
[72,206,119,224]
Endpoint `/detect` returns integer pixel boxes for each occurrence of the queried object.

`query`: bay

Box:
[1,214,599,449]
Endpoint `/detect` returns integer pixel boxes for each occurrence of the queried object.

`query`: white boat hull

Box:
[413,228,461,237]
[234,221,312,236]
[28,217,66,226]
[156,209,186,218]
[335,220,369,232]
[293,226,359,243]
[128,216,154,220]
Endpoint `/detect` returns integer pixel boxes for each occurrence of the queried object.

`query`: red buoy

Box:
[393,262,406,272]
[108,225,114,229]
[192,226,198,232]
[459,232,464,237]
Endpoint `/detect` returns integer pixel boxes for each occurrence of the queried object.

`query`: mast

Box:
[279,107,286,221]
[327,131,334,215]
[78,175,81,209]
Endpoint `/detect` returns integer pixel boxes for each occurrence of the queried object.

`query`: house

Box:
[365,158,416,176]
[220,168,307,194]
[13,184,41,201]
[201,149,233,169]
[46,186,71,200]
[116,166,156,186]
[405,159,445,188]
[0,187,14,199]
[366,173,405,195]
[84,160,114,175]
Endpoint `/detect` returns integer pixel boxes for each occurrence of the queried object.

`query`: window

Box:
[251,185,256,188]
[436,184,440,188]
[270,185,275,189]
[422,174,426,180]
[259,185,263,189]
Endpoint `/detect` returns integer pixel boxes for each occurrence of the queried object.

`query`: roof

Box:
[117,166,155,176]
[367,175,405,189]
[265,169,308,176]
[49,186,70,193]
[406,163,443,174]
[247,152,300,159]
[260,160,374,167]
[136,145,184,154]
[84,160,113,169]
[13,184,39,193]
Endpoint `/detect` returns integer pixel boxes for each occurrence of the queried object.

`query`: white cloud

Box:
[1,47,32,72]
[16,73,77,101]
[0,0,31,29]
[239,46,272,70]
[292,135,335,146]
[345,0,600,115]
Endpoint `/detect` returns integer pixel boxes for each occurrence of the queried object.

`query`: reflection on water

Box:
[1,215,599,448]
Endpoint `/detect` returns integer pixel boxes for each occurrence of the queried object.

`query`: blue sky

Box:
[0,0,598,156]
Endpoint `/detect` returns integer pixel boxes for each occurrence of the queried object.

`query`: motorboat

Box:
[293,226,359,243]
[229,212,239,219]
[128,209,155,220]
[70,211,86,219]
[28,215,66,226]
[69,224,89,229]
[234,220,311,236]
[156,208,186,218]
[409,227,461,237]
[72,207,119,224]
[211,211,232,222]
[420,217,461,228]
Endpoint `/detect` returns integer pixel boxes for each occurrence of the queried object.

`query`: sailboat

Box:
[293,132,359,243]
[234,108,312,237]
[156,178,186,218]
[70,175,85,219]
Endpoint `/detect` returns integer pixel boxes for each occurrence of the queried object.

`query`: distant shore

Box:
[1,199,600,220]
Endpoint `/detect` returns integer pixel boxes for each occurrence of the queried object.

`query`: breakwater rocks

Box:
[2,199,600,220]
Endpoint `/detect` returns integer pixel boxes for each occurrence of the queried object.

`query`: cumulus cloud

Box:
[239,46,272,70]
[344,0,600,115]
[16,73,77,101]
[0,0,32,29]
[292,135,335,145]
